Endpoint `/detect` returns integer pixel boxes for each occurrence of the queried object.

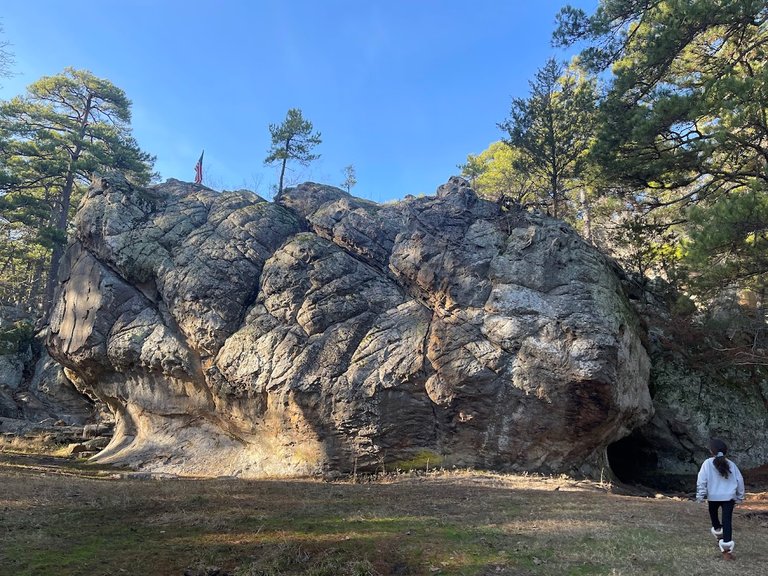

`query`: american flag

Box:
[194,150,204,184]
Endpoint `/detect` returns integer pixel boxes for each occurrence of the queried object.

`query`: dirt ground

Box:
[1,452,767,576]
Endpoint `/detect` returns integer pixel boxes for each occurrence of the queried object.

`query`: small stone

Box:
[66,443,88,455]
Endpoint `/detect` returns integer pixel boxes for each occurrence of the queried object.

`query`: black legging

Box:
[708,500,735,542]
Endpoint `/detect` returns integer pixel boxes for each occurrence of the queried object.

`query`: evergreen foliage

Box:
[498,58,598,220]
[459,141,541,207]
[0,68,156,314]
[554,0,768,310]
[685,189,768,297]
[264,108,322,195]
[0,317,34,355]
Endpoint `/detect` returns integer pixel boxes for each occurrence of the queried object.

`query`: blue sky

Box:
[1,0,596,203]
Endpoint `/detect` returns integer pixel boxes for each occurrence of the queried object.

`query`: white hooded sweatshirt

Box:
[696,457,745,502]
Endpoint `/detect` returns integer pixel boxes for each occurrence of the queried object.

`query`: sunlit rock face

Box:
[47,174,652,478]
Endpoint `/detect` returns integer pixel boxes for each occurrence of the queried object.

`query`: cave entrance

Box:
[607,432,658,485]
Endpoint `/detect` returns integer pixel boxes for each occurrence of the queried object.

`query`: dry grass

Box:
[1,453,767,576]
[0,431,74,456]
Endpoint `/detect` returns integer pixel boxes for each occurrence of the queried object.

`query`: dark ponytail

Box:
[709,438,730,479]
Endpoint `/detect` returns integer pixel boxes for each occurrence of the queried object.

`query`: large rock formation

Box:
[0,306,32,419]
[607,283,768,489]
[46,174,653,477]
[0,306,92,424]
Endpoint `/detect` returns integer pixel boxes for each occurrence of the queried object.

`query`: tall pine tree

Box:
[0,68,156,314]
[498,58,598,221]
[555,0,768,301]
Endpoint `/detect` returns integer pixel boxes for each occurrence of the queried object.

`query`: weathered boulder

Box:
[607,282,768,489]
[0,306,33,418]
[25,348,95,424]
[0,306,93,424]
[46,174,653,477]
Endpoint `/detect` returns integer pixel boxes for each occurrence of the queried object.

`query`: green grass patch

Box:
[390,450,444,472]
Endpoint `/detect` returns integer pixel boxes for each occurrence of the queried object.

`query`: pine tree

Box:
[0,68,156,314]
[498,58,598,220]
[555,0,768,342]
[264,108,321,195]
[459,142,541,207]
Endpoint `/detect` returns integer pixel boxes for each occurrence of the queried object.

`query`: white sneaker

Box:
[711,527,723,539]
[719,540,735,560]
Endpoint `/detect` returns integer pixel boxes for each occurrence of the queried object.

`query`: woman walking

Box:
[696,438,745,560]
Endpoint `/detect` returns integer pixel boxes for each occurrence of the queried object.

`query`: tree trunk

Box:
[551,175,560,219]
[42,93,92,320]
[43,237,64,318]
[277,137,291,195]
[43,167,79,317]
[27,256,47,314]
[278,157,287,195]
[579,188,592,244]
[755,284,766,351]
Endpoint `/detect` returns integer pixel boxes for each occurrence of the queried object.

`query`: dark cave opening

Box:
[607,432,659,485]
[608,433,697,492]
